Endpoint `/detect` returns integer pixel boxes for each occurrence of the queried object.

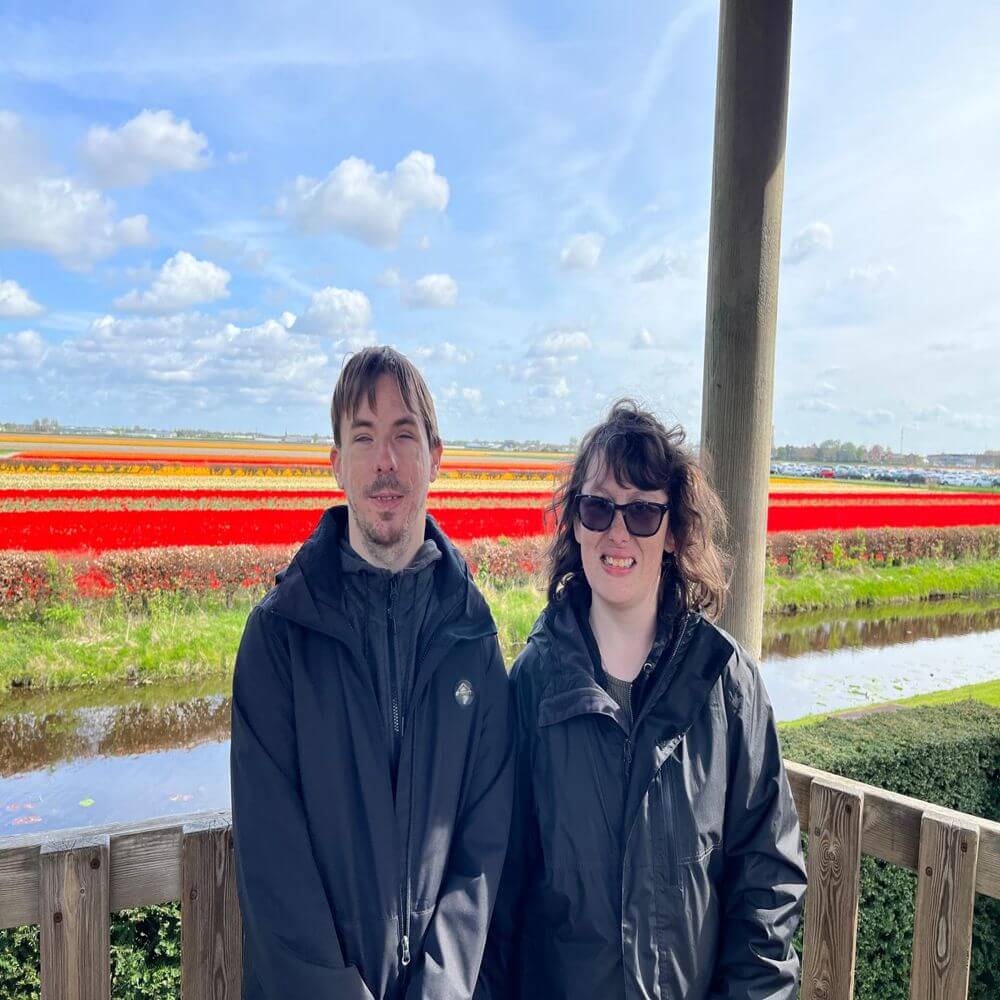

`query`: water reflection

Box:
[762,597,1000,660]
[0,679,230,777]
[1,599,998,832]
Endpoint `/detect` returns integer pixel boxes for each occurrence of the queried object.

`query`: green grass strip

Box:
[780,678,1000,730]
[3,557,1000,694]
[765,557,1000,614]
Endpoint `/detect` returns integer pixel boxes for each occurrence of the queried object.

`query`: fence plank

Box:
[786,761,1000,900]
[181,821,242,1000]
[39,833,110,1000]
[800,777,865,1000]
[909,812,979,1000]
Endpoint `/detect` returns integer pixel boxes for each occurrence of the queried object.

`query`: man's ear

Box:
[330,444,342,487]
[429,441,444,482]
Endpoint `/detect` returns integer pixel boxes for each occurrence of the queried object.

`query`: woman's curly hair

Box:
[546,399,731,619]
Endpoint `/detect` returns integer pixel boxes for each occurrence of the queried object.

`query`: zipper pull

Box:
[623,737,633,778]
[401,934,411,966]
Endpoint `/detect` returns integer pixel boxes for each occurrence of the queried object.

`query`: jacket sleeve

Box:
[475,652,540,1000]
[231,605,375,1000]
[405,637,515,1000]
[710,649,807,1000]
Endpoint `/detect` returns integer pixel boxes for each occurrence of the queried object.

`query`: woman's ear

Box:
[663,527,676,554]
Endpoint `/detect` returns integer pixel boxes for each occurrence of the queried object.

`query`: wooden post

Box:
[909,813,979,1000]
[181,821,242,1000]
[39,833,110,1000]
[701,0,794,657]
[800,778,864,1000]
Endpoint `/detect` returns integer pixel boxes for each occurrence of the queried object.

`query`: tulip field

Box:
[1,433,999,557]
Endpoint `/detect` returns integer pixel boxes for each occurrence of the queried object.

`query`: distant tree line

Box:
[772,439,925,466]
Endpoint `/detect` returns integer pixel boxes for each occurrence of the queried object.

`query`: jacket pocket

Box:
[656,764,680,886]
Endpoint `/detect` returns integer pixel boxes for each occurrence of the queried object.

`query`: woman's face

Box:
[572,460,675,613]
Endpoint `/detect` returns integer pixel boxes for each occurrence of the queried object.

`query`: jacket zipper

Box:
[401,709,418,968]
[386,577,410,968]
[619,612,692,998]
[393,604,495,975]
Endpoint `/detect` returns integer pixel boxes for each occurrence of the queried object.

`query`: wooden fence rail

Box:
[0,763,997,999]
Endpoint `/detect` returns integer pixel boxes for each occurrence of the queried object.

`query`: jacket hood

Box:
[265,504,496,641]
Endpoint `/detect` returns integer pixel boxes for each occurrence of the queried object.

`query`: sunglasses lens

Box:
[578,496,614,531]
[623,503,663,537]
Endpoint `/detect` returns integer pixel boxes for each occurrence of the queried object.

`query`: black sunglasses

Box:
[575,494,670,538]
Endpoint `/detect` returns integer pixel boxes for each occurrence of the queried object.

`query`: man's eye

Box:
[399,433,415,440]
[354,436,372,443]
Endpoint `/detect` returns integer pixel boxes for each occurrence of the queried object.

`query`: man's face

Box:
[331,373,443,565]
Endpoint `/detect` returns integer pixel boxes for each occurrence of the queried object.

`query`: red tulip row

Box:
[0,494,997,553]
[0,507,554,552]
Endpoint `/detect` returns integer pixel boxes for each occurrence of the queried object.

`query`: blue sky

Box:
[1,1,997,452]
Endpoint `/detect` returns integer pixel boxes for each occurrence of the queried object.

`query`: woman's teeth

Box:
[601,555,635,568]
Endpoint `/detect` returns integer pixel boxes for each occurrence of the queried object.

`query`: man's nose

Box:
[375,439,397,472]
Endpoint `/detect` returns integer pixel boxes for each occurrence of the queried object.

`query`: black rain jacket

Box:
[231,505,514,1000]
[479,589,807,1000]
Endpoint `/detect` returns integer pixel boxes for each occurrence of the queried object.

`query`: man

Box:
[231,346,514,1000]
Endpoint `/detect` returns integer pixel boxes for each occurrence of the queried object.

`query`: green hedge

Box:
[780,701,1000,1000]
[0,904,181,1000]
[2,702,996,999]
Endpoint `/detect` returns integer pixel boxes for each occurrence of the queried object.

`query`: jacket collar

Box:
[266,504,496,649]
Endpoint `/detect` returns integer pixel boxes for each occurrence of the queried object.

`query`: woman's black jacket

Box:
[478,592,807,1000]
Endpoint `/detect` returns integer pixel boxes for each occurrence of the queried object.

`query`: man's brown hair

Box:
[331,346,442,450]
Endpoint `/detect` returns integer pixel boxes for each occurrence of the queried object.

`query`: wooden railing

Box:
[1,762,998,999]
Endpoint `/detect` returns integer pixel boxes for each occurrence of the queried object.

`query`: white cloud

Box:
[414,341,471,364]
[402,273,458,309]
[114,251,230,313]
[631,249,689,283]
[417,235,431,251]
[529,329,592,359]
[376,267,401,288]
[559,232,603,271]
[0,278,43,317]
[845,262,897,289]
[796,397,839,413]
[293,286,375,350]
[785,222,833,265]
[277,151,449,249]
[81,109,211,187]
[9,312,334,407]
[856,407,895,426]
[914,404,995,431]
[0,329,47,371]
[630,328,656,350]
[529,377,570,399]
[441,382,482,405]
[0,111,151,270]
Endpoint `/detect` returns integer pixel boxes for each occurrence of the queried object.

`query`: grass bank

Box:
[780,678,1000,731]
[0,591,253,693]
[765,556,1000,614]
[3,556,1000,693]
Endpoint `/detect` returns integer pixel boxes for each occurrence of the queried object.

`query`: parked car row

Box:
[769,461,1000,488]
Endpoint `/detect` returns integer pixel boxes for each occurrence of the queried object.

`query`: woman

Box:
[479,400,807,1000]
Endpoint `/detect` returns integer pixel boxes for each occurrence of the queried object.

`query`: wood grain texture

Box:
[909,813,980,1000]
[800,779,864,1000]
[39,833,110,1000]
[0,809,230,928]
[181,821,243,1000]
[701,0,794,658]
[785,761,1000,900]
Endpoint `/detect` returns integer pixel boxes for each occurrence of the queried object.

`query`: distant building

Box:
[927,453,997,469]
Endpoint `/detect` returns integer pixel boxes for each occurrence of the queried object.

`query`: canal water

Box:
[2,598,999,833]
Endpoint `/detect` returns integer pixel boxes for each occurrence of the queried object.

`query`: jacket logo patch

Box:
[454,679,475,707]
